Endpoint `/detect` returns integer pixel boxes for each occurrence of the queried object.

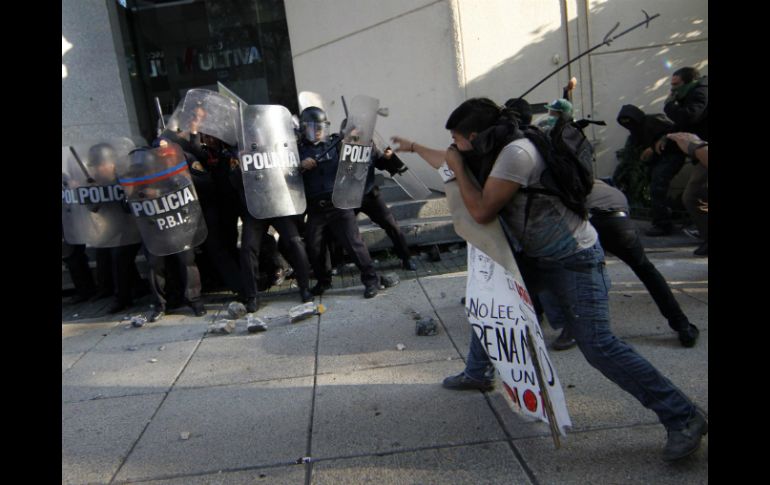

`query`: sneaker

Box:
[662,408,708,461]
[645,225,673,237]
[311,282,331,296]
[245,297,260,313]
[442,372,494,392]
[552,327,577,351]
[364,284,378,299]
[191,302,207,317]
[682,227,700,240]
[149,308,165,323]
[693,242,708,257]
[402,258,417,271]
[678,324,700,348]
[299,287,313,303]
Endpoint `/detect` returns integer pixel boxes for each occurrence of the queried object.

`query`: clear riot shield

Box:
[332,95,379,209]
[237,105,306,219]
[62,139,142,247]
[116,143,208,256]
[175,89,239,146]
[372,131,432,200]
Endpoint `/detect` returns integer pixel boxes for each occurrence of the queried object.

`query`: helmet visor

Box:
[304,120,330,144]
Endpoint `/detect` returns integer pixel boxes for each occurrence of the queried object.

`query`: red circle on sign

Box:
[523,389,538,412]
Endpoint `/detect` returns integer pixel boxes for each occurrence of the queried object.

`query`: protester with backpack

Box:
[391,97,707,461]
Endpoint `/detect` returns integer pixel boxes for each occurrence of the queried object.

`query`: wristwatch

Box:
[687,141,708,159]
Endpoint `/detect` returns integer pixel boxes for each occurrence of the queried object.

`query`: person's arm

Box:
[444,146,521,224]
[391,136,446,169]
[666,132,708,167]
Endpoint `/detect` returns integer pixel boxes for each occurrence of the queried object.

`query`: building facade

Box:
[63,0,708,191]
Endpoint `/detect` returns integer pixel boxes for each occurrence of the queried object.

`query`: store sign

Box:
[147,45,262,78]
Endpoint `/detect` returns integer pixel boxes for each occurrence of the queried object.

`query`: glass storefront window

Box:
[115,0,298,143]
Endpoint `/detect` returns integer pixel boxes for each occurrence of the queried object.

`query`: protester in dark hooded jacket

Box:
[616,104,683,236]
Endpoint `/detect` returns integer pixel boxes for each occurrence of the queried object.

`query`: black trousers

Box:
[145,248,202,310]
[356,186,412,261]
[95,248,114,294]
[63,244,96,298]
[201,203,243,295]
[240,214,311,299]
[591,214,689,331]
[305,204,378,288]
[648,152,685,229]
[111,243,143,306]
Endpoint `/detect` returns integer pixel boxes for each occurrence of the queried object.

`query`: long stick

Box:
[525,325,561,449]
[519,11,660,100]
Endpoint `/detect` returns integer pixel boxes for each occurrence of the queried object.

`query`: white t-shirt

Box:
[488,138,597,259]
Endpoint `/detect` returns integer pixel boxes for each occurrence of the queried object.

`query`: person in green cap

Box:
[537,98,573,132]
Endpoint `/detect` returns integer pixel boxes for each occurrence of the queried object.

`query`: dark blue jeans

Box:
[463,242,696,430]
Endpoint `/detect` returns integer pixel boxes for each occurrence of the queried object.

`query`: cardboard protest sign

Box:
[439,162,571,441]
[466,243,571,437]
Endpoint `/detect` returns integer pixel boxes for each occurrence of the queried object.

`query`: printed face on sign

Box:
[470,245,495,284]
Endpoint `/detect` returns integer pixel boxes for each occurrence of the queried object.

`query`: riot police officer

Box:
[358,148,417,271]
[129,140,208,322]
[230,164,314,311]
[298,107,379,299]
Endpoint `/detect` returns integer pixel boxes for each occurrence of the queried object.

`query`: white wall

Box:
[62,0,142,146]
[584,0,708,177]
[286,0,464,191]
[286,0,707,190]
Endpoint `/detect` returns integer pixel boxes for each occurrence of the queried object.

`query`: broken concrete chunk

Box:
[381,273,400,288]
[396,343,406,351]
[289,302,324,323]
[227,301,248,319]
[246,315,268,333]
[130,316,147,328]
[416,317,438,336]
[209,320,236,335]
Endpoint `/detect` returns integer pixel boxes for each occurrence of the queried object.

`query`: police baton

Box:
[155,97,166,131]
[69,146,95,184]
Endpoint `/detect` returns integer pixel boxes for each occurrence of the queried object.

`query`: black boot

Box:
[299,287,313,303]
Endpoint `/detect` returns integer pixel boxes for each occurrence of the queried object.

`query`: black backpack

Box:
[520,118,604,220]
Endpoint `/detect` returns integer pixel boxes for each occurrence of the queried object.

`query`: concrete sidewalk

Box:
[62,229,708,484]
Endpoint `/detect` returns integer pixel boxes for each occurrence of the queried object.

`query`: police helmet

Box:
[300,106,331,144]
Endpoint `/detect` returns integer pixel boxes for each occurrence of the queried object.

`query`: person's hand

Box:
[666,132,703,154]
[563,77,577,94]
[390,136,414,153]
[301,158,317,172]
[698,199,708,213]
[191,161,204,172]
[445,145,463,173]
[640,147,654,162]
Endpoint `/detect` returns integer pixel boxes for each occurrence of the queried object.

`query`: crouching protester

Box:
[391,98,707,461]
